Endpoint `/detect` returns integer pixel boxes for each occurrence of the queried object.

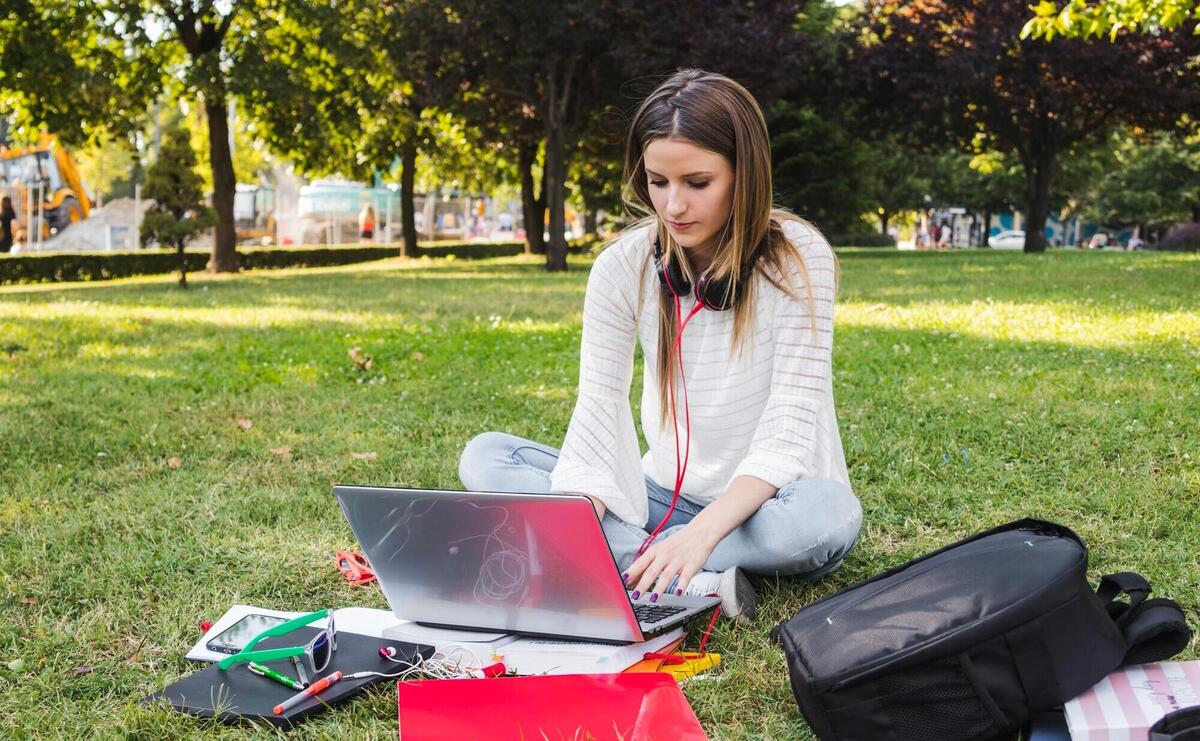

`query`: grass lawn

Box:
[1,247,1197,738]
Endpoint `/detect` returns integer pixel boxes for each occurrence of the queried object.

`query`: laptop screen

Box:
[333,486,643,643]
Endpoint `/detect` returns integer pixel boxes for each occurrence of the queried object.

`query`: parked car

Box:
[988,230,1025,250]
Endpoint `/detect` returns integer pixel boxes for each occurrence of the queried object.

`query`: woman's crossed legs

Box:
[458,432,862,578]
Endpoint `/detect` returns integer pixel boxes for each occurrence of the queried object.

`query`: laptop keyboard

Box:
[632,603,687,625]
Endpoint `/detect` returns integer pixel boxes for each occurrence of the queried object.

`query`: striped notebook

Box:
[1065,661,1200,741]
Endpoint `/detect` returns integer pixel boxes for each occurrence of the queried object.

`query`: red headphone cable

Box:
[637,297,703,558]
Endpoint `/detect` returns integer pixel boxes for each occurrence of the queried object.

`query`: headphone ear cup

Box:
[654,234,691,297]
[664,259,690,296]
[696,257,758,311]
[695,270,733,311]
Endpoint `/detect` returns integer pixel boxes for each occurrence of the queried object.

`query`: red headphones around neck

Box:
[652,233,757,311]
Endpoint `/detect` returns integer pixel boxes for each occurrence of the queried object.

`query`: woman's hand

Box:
[622,477,778,600]
[624,524,720,601]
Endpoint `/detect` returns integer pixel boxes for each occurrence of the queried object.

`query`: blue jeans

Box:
[458,432,862,578]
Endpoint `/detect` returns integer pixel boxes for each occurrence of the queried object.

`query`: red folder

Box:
[397,672,708,740]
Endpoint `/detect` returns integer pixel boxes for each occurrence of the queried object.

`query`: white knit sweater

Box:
[549,219,851,526]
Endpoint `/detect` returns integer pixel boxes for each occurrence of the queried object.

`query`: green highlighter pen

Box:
[248,661,306,690]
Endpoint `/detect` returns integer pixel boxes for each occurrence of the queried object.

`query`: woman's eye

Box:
[649,180,708,189]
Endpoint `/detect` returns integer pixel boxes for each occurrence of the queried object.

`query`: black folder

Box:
[146,627,434,728]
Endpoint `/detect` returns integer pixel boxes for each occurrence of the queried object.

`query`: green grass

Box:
[1,247,1197,738]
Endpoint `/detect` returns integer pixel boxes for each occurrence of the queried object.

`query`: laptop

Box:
[332,485,721,644]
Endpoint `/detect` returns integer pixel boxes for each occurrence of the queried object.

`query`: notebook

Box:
[149,627,433,728]
[397,672,708,740]
[497,627,683,675]
[1064,660,1200,741]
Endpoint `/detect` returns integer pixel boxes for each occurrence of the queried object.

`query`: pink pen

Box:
[272,671,343,716]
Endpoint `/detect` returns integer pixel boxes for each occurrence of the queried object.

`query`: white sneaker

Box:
[684,567,758,625]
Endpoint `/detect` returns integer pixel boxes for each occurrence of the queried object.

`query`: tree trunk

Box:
[982,212,992,247]
[205,92,239,272]
[1022,148,1055,254]
[177,241,189,289]
[543,121,568,272]
[400,138,418,258]
[584,209,597,236]
[519,141,545,255]
[878,210,890,235]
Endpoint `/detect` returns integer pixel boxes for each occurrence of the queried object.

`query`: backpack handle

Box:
[1097,572,1151,620]
[1096,572,1192,667]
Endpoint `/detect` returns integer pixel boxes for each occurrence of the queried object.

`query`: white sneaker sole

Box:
[718,566,758,624]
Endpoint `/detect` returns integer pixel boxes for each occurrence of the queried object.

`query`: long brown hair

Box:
[619,68,836,424]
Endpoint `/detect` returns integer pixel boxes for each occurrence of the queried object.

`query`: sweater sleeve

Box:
[731,223,837,488]
[549,243,648,526]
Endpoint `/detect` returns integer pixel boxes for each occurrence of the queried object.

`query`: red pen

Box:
[272,670,343,716]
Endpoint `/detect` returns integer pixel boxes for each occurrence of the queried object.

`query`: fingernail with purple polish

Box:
[675,588,683,596]
[631,590,640,600]
[650,593,659,603]
[621,572,629,581]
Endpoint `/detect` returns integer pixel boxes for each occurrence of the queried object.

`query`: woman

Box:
[459,69,861,623]
[358,203,375,243]
[1,196,16,253]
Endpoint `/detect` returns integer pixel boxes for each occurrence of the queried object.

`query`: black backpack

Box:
[773,519,1191,741]
[1151,707,1200,741]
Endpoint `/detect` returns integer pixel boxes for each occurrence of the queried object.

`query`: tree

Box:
[444,0,620,271]
[950,152,1025,245]
[861,139,933,235]
[234,0,481,258]
[1087,130,1200,235]
[6,1,281,270]
[852,0,1200,252]
[570,104,626,236]
[445,0,822,270]
[367,0,477,257]
[771,102,874,234]
[136,1,248,273]
[518,136,548,255]
[74,134,141,204]
[439,63,547,253]
[0,0,162,148]
[141,126,215,288]
[119,1,380,270]
[1024,0,1200,39]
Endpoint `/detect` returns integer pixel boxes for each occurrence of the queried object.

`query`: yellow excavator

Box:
[0,133,92,238]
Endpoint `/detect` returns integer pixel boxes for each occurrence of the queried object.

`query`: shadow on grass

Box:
[4,249,1196,322]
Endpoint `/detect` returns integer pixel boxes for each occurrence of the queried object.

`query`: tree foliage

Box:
[140,126,215,287]
[0,0,164,147]
[771,102,873,233]
[73,133,141,203]
[439,0,824,270]
[1086,129,1200,230]
[852,0,1200,252]
[1024,0,1200,39]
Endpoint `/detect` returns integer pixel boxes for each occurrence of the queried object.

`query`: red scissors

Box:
[334,550,376,586]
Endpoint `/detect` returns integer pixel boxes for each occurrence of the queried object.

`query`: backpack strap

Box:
[1097,572,1151,617]
[1096,572,1193,666]
[1119,598,1193,666]
[1149,707,1200,741]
